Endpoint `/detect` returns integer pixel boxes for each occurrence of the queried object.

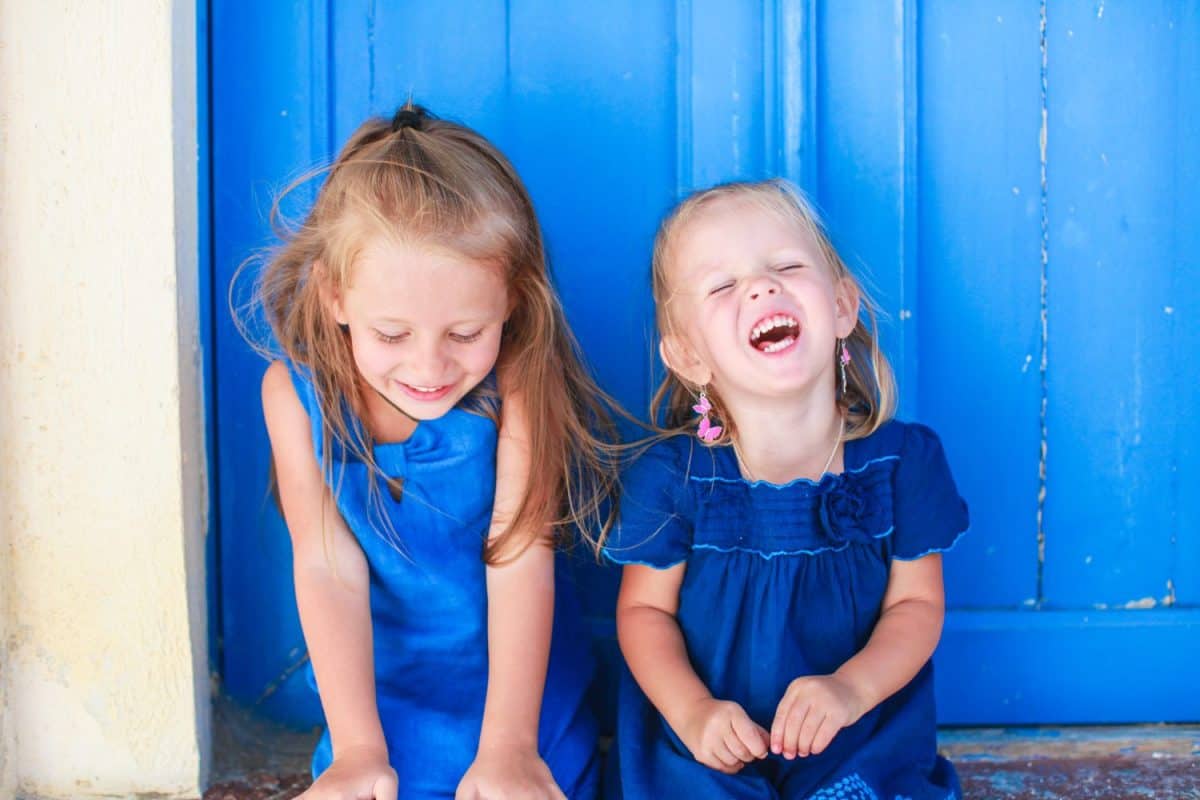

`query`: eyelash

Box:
[375,331,408,344]
[708,264,806,296]
[373,330,483,344]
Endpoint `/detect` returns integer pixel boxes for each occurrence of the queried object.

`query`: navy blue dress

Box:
[288,364,600,798]
[603,420,968,800]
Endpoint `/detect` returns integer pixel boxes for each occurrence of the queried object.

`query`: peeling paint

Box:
[1035,0,1049,604]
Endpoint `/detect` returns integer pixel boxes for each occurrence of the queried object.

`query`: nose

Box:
[748,275,781,301]
[411,338,449,383]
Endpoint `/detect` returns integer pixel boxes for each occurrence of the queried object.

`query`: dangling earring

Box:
[692,388,723,444]
[839,339,852,396]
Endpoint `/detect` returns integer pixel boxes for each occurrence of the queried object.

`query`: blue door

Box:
[207,1,1200,727]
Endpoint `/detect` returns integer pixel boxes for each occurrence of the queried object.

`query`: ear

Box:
[660,334,713,388]
[833,277,861,339]
[314,259,349,326]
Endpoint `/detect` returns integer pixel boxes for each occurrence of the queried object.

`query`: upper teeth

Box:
[751,314,797,342]
[412,385,441,392]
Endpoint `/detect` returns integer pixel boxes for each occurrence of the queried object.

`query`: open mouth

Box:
[397,381,453,401]
[749,314,800,353]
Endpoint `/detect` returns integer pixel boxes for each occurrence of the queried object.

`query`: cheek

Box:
[460,334,503,376]
[348,335,392,377]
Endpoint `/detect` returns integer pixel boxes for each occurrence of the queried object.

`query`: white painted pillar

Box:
[0,1,209,797]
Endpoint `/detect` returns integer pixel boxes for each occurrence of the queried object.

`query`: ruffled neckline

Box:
[685,439,901,558]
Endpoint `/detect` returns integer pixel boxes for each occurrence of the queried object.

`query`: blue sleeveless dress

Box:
[287,365,600,798]
[603,420,968,800]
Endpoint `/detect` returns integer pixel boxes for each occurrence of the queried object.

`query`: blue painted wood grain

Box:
[917,4,1044,609]
[1172,3,1200,608]
[1042,2,1195,611]
[207,1,1199,727]
[212,0,329,725]
[937,609,1200,724]
[815,0,918,416]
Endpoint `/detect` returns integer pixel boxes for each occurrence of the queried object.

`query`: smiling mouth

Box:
[397,381,454,401]
[749,314,800,353]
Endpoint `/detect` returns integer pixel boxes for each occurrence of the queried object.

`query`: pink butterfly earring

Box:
[692,389,723,444]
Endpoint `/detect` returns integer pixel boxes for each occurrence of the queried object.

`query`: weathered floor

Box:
[204,699,1200,799]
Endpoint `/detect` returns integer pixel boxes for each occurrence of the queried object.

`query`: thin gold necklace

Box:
[733,415,845,483]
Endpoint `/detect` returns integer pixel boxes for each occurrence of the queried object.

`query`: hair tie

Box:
[390,105,428,132]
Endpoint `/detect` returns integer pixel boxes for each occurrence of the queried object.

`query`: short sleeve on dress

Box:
[890,423,969,560]
[603,437,695,569]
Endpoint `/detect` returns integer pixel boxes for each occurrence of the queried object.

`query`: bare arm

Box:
[262,361,396,799]
[456,391,565,799]
[617,563,769,772]
[834,554,945,713]
[771,553,945,759]
[616,564,705,729]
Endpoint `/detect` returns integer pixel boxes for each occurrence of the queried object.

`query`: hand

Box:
[770,674,864,760]
[455,745,566,800]
[297,744,397,800]
[677,697,770,774]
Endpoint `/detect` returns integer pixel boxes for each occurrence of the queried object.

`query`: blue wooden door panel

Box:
[816,0,918,415]
[1175,3,1200,608]
[1043,3,1195,610]
[917,4,1044,609]
[208,1,1200,727]
[212,0,330,725]
[504,0,675,415]
[331,0,508,147]
[937,609,1200,724]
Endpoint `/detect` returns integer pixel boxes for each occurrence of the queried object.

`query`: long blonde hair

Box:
[236,104,619,563]
[649,179,897,443]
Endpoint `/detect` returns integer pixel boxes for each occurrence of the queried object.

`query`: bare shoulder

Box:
[260,360,314,460]
[262,360,297,411]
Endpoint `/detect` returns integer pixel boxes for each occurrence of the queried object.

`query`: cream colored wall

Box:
[0,2,209,798]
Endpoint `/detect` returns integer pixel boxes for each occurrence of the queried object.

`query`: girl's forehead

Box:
[346,237,508,316]
[668,199,823,275]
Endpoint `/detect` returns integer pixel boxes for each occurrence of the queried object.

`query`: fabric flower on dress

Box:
[817,476,888,546]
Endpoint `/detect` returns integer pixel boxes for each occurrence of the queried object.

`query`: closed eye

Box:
[707,281,735,296]
[374,330,408,344]
[450,330,483,344]
[775,263,808,273]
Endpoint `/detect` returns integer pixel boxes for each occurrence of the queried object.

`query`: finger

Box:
[374,769,399,800]
[781,701,811,759]
[731,714,770,760]
[725,720,756,763]
[795,710,826,757]
[712,740,743,772]
[810,715,842,756]
[700,751,738,775]
[770,692,795,754]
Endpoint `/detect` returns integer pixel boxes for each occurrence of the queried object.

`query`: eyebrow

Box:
[368,315,492,326]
